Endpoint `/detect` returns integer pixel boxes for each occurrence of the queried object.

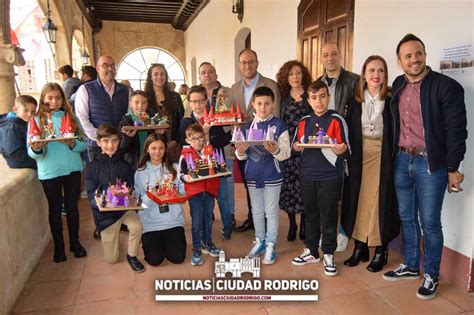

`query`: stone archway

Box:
[234,27,251,82]
[190,56,197,86]
[37,0,70,67]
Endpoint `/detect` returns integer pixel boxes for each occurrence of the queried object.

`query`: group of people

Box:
[0,33,467,301]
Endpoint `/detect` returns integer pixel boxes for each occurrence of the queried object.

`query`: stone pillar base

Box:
[0,44,25,113]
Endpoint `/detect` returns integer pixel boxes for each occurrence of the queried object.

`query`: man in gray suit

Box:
[230,48,281,232]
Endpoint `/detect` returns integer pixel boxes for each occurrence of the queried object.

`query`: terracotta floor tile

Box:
[317,270,371,300]
[136,263,190,296]
[72,297,136,315]
[76,238,105,257]
[28,258,86,284]
[13,184,473,314]
[377,282,464,314]
[197,301,266,315]
[82,253,136,278]
[13,280,80,313]
[265,301,334,314]
[136,295,200,314]
[325,290,399,314]
[12,306,74,315]
[75,273,135,304]
[438,284,474,311]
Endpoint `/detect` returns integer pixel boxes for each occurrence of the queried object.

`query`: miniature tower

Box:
[231,125,238,142]
[62,113,75,137]
[265,125,275,141]
[46,112,55,137]
[203,106,210,125]
[29,117,41,141]
[209,106,215,124]
[236,103,243,122]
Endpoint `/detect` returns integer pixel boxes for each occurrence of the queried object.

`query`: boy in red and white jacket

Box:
[291,80,350,277]
[179,123,220,266]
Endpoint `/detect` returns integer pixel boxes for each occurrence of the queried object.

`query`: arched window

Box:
[117,47,185,91]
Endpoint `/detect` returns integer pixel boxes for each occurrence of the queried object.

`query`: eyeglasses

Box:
[99,63,117,70]
[240,60,257,66]
[189,99,207,105]
[189,136,204,142]
[101,138,120,144]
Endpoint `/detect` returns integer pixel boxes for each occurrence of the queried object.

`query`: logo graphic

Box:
[215,250,260,278]
[154,250,319,302]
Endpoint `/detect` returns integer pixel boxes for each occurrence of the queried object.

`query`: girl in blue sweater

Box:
[135,133,187,266]
[28,83,88,263]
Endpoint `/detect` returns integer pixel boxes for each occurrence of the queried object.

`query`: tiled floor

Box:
[13,184,474,314]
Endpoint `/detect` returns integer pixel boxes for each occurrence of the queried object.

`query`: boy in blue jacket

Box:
[85,124,145,272]
[235,86,291,265]
[291,80,350,276]
[0,96,37,169]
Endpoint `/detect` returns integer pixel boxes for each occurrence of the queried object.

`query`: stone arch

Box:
[234,27,251,82]
[71,29,84,71]
[190,56,197,86]
[116,46,186,91]
[38,0,70,67]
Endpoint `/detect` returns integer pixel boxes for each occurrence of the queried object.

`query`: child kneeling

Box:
[235,86,290,264]
[85,124,145,272]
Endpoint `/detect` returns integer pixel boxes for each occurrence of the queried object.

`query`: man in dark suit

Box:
[230,48,281,232]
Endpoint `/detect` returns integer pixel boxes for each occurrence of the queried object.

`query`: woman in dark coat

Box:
[144,63,184,162]
[341,55,400,272]
[276,60,312,242]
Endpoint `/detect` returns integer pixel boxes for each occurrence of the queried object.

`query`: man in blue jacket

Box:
[383,34,467,301]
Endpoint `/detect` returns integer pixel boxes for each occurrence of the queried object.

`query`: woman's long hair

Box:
[276,60,312,98]
[144,64,173,114]
[354,55,389,103]
[37,83,85,137]
[137,133,177,180]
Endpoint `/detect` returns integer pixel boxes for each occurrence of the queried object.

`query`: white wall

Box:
[354,0,474,258]
[184,0,299,88]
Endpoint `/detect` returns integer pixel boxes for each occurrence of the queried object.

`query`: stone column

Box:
[0,0,25,113]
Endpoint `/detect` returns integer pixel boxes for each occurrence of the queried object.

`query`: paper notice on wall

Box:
[440,44,473,75]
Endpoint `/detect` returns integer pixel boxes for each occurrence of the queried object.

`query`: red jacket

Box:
[179,146,219,198]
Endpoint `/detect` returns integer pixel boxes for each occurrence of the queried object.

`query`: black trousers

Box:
[40,171,82,251]
[237,159,253,223]
[142,226,186,266]
[301,177,342,256]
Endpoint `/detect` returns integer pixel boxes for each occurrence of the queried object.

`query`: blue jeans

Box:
[248,185,281,244]
[217,173,233,236]
[394,151,447,278]
[189,192,215,250]
[225,158,235,214]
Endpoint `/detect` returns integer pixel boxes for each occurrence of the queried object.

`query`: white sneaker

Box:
[262,242,276,265]
[247,238,266,258]
[292,248,320,266]
[336,233,349,252]
[80,190,88,199]
[323,254,338,276]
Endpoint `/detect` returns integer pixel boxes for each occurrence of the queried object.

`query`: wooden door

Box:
[297,0,355,79]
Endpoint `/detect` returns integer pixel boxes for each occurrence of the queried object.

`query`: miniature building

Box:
[215,250,260,278]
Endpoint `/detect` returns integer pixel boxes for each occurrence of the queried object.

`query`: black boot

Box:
[51,222,66,263]
[367,245,388,272]
[343,240,369,267]
[287,213,297,242]
[70,242,87,258]
[299,213,306,241]
[233,218,254,232]
[53,247,67,263]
